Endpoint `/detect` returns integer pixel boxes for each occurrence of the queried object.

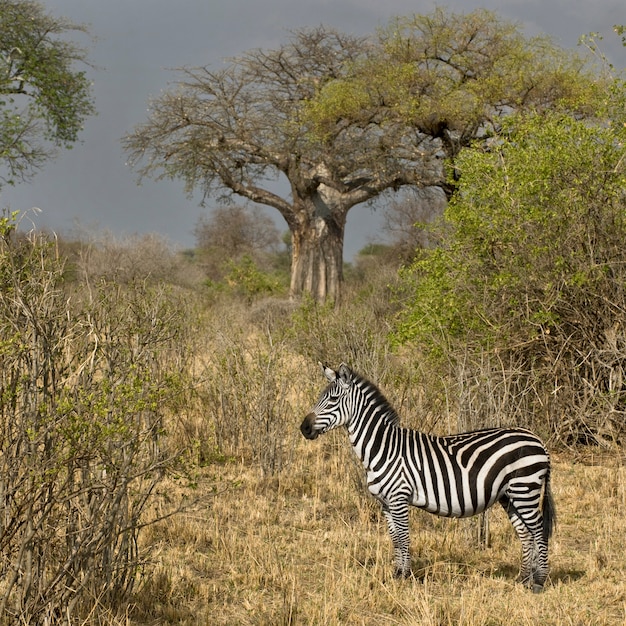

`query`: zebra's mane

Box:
[352,371,401,428]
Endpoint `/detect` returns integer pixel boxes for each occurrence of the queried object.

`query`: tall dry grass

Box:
[118,297,626,626]
[128,449,626,625]
[7,235,624,625]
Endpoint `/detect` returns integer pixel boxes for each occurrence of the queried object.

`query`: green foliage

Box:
[394,109,626,441]
[0,0,94,184]
[397,112,626,345]
[303,75,372,141]
[306,8,603,156]
[213,254,286,301]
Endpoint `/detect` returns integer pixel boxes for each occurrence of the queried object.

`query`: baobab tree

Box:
[124,27,442,302]
[124,11,598,302]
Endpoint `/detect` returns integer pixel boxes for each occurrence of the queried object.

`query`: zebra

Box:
[300,363,556,592]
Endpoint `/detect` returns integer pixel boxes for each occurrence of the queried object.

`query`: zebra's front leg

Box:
[381,500,411,578]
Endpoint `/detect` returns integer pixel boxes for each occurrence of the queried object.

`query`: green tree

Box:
[307,8,602,196]
[0,0,94,185]
[125,12,600,303]
[394,109,626,442]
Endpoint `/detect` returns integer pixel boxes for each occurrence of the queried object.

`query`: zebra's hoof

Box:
[517,574,545,593]
[393,568,412,579]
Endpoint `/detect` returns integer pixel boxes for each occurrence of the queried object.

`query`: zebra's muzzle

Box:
[300,413,320,440]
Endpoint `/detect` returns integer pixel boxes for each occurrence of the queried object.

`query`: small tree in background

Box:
[382,187,446,262]
[194,204,281,281]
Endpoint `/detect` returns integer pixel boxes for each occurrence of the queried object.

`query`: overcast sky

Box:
[2,0,625,259]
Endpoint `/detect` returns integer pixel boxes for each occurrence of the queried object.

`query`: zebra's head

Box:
[300,363,354,440]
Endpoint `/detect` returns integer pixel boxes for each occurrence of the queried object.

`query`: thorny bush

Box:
[0,213,193,624]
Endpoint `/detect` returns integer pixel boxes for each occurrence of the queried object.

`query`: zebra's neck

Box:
[346,376,400,468]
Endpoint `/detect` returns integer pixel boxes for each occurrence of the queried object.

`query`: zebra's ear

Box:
[338,363,352,383]
[320,363,337,382]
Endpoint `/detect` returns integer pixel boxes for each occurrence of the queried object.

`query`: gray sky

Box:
[2,0,625,259]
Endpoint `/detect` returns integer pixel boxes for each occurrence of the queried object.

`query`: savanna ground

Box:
[122,283,626,626]
[130,446,626,626]
[96,281,626,626]
[3,230,626,625]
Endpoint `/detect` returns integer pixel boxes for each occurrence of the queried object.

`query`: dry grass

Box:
[76,294,626,625]
[125,441,626,626]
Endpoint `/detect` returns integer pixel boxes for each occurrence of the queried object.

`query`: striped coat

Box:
[300,363,555,592]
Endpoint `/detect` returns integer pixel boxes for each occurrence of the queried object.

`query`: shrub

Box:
[197,314,303,477]
[0,213,192,623]
[394,112,626,444]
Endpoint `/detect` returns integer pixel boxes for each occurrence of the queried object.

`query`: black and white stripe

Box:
[300,363,556,592]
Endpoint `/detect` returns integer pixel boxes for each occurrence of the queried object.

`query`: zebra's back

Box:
[396,426,550,518]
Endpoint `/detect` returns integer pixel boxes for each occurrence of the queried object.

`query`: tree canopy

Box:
[124,9,602,302]
[307,8,602,186]
[0,0,94,185]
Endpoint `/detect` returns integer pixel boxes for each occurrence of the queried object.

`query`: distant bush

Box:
[194,204,283,282]
[62,228,203,288]
[221,254,287,301]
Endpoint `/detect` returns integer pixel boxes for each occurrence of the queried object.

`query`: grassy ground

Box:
[127,440,626,626]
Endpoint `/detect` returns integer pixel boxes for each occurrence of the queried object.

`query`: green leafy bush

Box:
[394,111,626,443]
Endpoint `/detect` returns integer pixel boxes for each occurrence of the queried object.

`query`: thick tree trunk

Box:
[290,209,345,303]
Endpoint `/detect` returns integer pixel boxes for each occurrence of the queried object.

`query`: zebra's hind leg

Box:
[499,495,549,593]
[380,500,412,578]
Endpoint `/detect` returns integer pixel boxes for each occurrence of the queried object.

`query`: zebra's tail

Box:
[542,466,556,543]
